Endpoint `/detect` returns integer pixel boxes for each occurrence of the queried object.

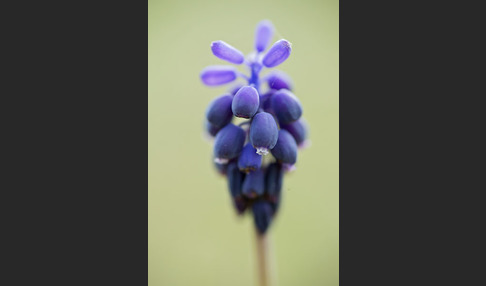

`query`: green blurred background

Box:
[148,0,338,285]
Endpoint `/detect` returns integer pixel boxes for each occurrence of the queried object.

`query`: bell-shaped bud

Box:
[271,129,298,164]
[226,161,245,198]
[232,86,260,118]
[227,162,248,215]
[280,118,308,147]
[211,41,245,64]
[266,70,293,91]
[252,200,273,234]
[265,162,284,215]
[249,112,279,155]
[271,89,302,124]
[254,20,274,52]
[242,168,265,198]
[259,90,275,113]
[262,39,292,68]
[214,124,246,163]
[265,162,283,199]
[206,94,233,128]
[200,65,237,86]
[238,143,262,173]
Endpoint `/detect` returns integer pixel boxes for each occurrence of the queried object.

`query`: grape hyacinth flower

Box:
[242,168,265,198]
[271,129,298,166]
[250,112,279,156]
[265,70,293,91]
[206,94,233,128]
[213,123,246,164]
[232,86,260,118]
[270,89,303,124]
[201,20,309,237]
[238,143,262,173]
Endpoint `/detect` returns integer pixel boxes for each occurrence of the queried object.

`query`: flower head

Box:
[201,20,309,234]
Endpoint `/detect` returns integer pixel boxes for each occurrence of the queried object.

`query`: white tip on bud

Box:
[214,157,229,164]
[255,147,269,156]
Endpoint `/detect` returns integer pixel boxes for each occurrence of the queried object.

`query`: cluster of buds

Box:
[202,20,309,234]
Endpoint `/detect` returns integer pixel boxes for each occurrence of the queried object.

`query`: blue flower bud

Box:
[211,41,245,64]
[214,123,246,163]
[206,94,233,128]
[249,112,279,155]
[254,20,274,52]
[242,168,265,198]
[252,200,273,234]
[271,89,302,124]
[262,39,292,68]
[265,162,283,199]
[266,70,293,91]
[271,129,298,164]
[280,118,308,147]
[226,161,245,198]
[259,90,275,112]
[238,143,262,173]
[200,65,237,86]
[232,86,260,119]
[265,162,283,216]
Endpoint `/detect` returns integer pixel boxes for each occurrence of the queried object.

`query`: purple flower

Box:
[200,20,309,234]
[259,90,276,112]
[270,89,302,124]
[249,112,279,155]
[200,65,237,86]
[254,20,274,52]
[271,129,298,165]
[226,161,245,199]
[266,70,293,91]
[262,40,292,68]
[213,123,246,163]
[265,162,283,199]
[238,143,262,173]
[206,94,233,128]
[227,161,248,215]
[242,168,265,198]
[211,41,245,64]
[232,86,260,118]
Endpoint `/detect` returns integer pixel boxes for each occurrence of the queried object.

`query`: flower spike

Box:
[201,20,309,235]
